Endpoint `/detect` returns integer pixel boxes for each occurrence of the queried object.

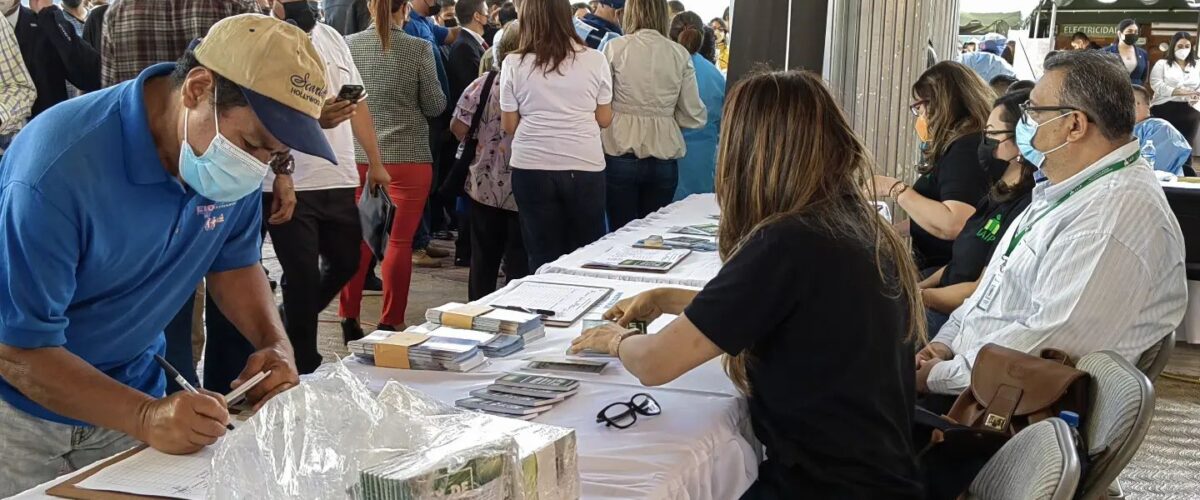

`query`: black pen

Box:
[153,354,235,431]
[494,304,556,317]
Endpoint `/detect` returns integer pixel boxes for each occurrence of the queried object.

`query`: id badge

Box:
[455,142,466,160]
[976,257,1007,311]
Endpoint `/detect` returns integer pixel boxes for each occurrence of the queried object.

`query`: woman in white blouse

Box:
[601,0,706,231]
[1149,31,1200,149]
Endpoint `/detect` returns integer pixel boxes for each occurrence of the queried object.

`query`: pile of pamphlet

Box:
[357,444,513,499]
[348,328,488,372]
[427,303,545,343]
[456,374,580,420]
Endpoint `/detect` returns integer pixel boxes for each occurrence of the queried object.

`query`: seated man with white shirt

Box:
[916,50,1188,398]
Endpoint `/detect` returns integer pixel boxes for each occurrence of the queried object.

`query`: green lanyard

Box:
[1003,151,1138,258]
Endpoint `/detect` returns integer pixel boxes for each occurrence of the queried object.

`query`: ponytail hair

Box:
[678,26,702,54]
[669,11,706,56]
[373,0,406,51]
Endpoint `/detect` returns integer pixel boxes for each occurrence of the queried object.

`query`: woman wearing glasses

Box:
[570,71,925,499]
[871,62,995,273]
[919,90,1035,334]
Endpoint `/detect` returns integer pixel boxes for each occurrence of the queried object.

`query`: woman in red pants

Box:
[342,0,447,339]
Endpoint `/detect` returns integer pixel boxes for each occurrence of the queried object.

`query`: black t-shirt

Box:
[910,133,990,269]
[939,192,1033,287]
[685,216,923,499]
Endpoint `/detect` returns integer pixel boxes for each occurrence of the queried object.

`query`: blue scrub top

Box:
[1134,117,1193,176]
[675,54,726,201]
[0,63,263,425]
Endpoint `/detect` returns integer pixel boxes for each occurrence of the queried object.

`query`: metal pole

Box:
[1033,7,1041,38]
[1049,2,1058,48]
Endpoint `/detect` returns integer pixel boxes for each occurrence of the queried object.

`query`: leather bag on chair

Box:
[916,344,1091,500]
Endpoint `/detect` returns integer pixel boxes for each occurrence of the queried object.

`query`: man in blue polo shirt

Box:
[0,15,329,495]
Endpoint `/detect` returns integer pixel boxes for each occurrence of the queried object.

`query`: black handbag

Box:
[438,70,500,198]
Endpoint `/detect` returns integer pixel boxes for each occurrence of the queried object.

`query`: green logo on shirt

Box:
[977,213,1003,242]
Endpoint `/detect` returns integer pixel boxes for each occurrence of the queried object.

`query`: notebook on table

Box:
[582,247,691,273]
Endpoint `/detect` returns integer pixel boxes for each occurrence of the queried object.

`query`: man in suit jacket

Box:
[447,0,488,107]
[5,0,100,117]
[442,0,489,262]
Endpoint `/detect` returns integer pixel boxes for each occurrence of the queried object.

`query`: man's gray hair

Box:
[1043,50,1135,141]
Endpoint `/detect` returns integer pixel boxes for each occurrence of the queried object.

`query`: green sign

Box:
[1059,24,1118,36]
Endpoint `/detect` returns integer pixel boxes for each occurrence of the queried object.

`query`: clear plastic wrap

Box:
[209,361,578,500]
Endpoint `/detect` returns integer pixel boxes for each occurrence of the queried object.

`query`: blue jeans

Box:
[604,154,679,232]
[511,169,607,272]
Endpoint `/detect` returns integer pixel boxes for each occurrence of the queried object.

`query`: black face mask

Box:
[427,1,443,17]
[443,17,458,28]
[1123,33,1138,46]
[282,1,317,33]
[978,136,1015,182]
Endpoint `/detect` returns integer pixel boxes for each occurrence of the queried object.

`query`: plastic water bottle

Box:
[1142,140,1157,169]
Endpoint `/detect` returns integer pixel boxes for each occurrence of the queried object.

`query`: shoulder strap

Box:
[465,70,499,142]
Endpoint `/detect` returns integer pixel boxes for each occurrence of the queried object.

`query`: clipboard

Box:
[46,446,160,499]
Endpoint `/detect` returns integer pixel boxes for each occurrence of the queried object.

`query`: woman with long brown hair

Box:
[341,0,446,336]
[600,0,706,231]
[570,71,925,498]
[871,61,994,272]
[500,0,613,271]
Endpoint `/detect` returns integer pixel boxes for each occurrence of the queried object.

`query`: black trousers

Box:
[262,188,361,374]
[1152,100,1200,152]
[468,200,529,300]
[510,169,607,272]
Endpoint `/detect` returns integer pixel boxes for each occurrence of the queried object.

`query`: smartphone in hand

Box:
[337,84,366,103]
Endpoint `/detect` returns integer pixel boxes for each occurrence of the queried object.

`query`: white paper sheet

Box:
[486,281,612,326]
[584,247,691,272]
[75,447,212,500]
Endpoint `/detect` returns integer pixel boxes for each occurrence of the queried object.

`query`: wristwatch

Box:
[270,153,295,175]
[609,328,643,356]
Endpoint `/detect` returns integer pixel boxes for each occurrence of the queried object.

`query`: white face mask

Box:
[1177,48,1192,62]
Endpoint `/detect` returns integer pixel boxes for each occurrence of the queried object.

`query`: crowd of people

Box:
[0,1,1189,499]
[0,0,729,494]
[960,19,1200,177]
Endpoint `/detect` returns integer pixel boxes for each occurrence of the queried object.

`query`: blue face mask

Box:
[1014,111,1072,170]
[178,96,269,202]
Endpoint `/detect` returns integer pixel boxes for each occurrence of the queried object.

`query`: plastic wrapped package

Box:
[209,362,578,499]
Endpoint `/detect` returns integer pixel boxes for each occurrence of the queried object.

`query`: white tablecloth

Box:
[538,194,725,288]
[15,275,758,500]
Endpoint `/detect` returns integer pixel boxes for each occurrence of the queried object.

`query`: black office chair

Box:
[1163,186,1200,280]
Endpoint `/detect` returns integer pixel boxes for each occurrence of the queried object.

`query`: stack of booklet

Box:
[455,374,580,421]
[348,329,488,372]
[357,446,513,499]
[426,303,546,343]
[406,323,524,358]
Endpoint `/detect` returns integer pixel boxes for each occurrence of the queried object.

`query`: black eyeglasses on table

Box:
[596,393,661,429]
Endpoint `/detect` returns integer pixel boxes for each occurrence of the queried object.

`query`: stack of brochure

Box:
[347,329,487,372]
[426,303,546,343]
[456,374,580,420]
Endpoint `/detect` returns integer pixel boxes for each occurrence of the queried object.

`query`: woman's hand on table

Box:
[568,322,640,356]
[603,290,666,326]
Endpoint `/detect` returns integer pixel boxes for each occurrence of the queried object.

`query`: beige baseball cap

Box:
[193,14,336,163]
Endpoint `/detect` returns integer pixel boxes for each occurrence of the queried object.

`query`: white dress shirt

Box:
[928,141,1187,395]
[264,23,363,192]
[1148,59,1200,108]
